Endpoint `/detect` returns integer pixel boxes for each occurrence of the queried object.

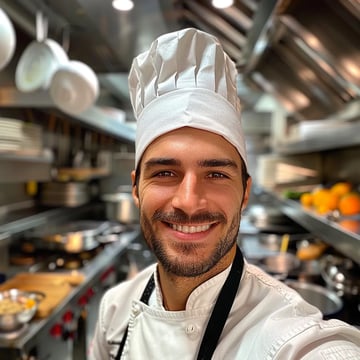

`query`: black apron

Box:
[115,246,244,360]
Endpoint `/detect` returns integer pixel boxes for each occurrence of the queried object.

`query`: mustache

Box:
[152,209,226,224]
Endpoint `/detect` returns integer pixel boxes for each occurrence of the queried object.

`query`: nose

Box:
[171,173,207,215]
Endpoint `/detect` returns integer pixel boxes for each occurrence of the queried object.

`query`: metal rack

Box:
[270,193,360,264]
[0,149,53,183]
[275,121,360,155]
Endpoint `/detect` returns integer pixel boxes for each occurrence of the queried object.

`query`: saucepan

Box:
[28,220,109,253]
[101,188,139,224]
[15,38,68,92]
[15,12,69,92]
[259,252,300,280]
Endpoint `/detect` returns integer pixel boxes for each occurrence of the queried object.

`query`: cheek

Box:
[139,185,173,210]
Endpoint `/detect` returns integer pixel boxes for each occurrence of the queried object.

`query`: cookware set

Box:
[246,203,359,322]
[12,11,99,115]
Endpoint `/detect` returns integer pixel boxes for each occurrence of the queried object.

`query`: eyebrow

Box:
[144,157,238,169]
[199,159,238,169]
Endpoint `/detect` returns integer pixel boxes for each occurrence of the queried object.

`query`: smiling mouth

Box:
[168,223,213,234]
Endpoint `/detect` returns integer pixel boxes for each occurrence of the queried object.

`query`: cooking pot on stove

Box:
[259,253,300,280]
[102,189,139,224]
[28,221,108,253]
[285,280,343,317]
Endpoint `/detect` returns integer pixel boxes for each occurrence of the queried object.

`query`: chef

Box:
[89,28,360,359]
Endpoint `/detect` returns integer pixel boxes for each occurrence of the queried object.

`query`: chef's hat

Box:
[128,27,248,173]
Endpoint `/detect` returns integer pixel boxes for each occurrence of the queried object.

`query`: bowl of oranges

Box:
[299,182,360,217]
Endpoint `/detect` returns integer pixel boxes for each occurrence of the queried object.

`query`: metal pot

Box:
[28,220,108,253]
[102,192,139,224]
[259,233,312,251]
[285,280,343,317]
[320,255,360,296]
[259,253,300,280]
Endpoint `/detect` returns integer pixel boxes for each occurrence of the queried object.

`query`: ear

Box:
[131,170,140,208]
[241,176,252,211]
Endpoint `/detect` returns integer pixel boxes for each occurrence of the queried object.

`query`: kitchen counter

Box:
[0,226,141,359]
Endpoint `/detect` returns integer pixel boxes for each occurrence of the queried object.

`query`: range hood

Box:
[0,0,359,122]
[244,0,360,120]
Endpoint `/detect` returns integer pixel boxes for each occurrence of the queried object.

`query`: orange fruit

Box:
[300,192,313,207]
[338,219,360,233]
[312,188,327,207]
[330,182,352,197]
[338,193,360,216]
[316,204,332,215]
[312,188,339,212]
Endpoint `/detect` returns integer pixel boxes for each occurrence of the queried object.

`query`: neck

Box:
[157,246,236,311]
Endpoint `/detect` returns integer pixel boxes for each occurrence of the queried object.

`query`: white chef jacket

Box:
[89,262,360,359]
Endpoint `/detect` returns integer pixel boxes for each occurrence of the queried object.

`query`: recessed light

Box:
[112,0,134,12]
[212,0,234,9]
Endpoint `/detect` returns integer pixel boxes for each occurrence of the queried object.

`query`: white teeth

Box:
[170,224,211,233]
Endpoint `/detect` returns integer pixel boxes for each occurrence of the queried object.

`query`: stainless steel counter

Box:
[0,224,140,359]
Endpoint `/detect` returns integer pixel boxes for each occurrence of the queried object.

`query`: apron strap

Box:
[115,246,243,360]
[196,246,243,360]
[115,274,155,360]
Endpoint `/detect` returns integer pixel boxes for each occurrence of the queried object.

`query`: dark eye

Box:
[155,170,174,177]
[208,172,228,179]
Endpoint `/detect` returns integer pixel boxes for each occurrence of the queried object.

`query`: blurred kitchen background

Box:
[0,0,359,359]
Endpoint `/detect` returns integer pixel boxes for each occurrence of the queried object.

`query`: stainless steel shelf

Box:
[275,121,360,155]
[270,194,360,264]
[0,150,54,183]
[0,149,53,163]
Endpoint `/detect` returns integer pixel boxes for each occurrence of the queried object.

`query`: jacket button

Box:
[185,323,199,338]
[132,303,142,316]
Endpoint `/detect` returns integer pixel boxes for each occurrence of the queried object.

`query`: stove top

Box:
[8,220,136,275]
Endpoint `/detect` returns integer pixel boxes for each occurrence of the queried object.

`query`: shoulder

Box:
[231,263,360,359]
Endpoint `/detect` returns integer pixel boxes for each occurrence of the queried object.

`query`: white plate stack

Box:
[0,118,23,152]
[0,118,43,154]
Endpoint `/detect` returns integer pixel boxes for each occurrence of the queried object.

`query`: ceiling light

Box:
[212,0,234,9]
[112,0,134,11]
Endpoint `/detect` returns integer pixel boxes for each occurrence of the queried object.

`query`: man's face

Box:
[132,127,251,278]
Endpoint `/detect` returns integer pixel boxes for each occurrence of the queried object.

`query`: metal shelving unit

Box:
[270,194,360,264]
[0,149,54,183]
[275,121,360,155]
